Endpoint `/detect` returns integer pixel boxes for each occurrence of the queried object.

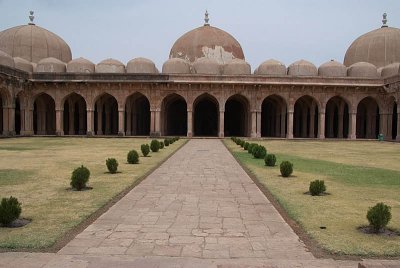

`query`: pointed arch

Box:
[94,93,118,135]
[261,94,287,137]
[356,97,379,139]
[33,93,56,135]
[293,95,319,138]
[325,96,349,138]
[193,93,219,137]
[161,93,187,136]
[224,94,250,137]
[125,92,150,136]
[63,93,87,135]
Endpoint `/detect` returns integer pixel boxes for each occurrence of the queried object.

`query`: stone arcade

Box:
[0,12,399,140]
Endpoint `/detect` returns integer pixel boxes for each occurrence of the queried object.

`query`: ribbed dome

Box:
[162,58,191,74]
[192,58,221,75]
[96,58,125,73]
[0,50,15,68]
[347,62,378,78]
[67,57,95,73]
[36,57,66,73]
[318,60,347,77]
[0,24,72,63]
[380,62,400,78]
[169,24,244,64]
[344,26,400,68]
[126,57,158,74]
[288,60,317,76]
[256,59,286,75]
[14,57,33,72]
[223,59,251,75]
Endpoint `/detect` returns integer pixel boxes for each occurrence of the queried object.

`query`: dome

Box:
[169,23,244,64]
[35,57,66,73]
[318,60,347,77]
[126,57,158,74]
[162,58,191,74]
[192,58,221,75]
[344,17,400,68]
[14,57,33,72]
[67,57,95,73]
[347,62,378,78]
[96,58,125,73]
[381,62,400,78]
[0,23,72,64]
[0,50,15,68]
[223,59,251,75]
[288,60,317,76]
[255,59,286,75]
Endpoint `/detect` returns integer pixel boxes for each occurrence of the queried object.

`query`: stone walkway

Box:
[0,140,398,267]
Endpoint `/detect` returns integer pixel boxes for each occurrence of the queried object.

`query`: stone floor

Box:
[0,139,398,267]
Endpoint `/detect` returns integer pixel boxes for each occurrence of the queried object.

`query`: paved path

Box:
[1,140,398,267]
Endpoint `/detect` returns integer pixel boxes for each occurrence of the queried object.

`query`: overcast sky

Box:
[0,0,399,71]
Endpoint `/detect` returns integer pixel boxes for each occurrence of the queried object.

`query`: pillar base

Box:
[118,131,125,137]
[56,131,64,136]
[396,135,400,142]
[86,131,94,137]
[349,134,357,140]
[21,130,34,136]
[319,135,325,139]
[187,131,193,138]
[286,133,293,139]
[97,131,103,135]
[150,132,161,137]
[218,132,224,138]
[126,131,131,136]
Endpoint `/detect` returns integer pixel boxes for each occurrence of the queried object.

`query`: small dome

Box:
[35,57,66,73]
[193,58,221,75]
[223,59,251,75]
[288,60,318,76]
[67,57,95,73]
[318,60,347,77]
[347,62,378,78]
[381,62,400,78]
[255,59,286,75]
[0,50,15,68]
[14,57,33,72]
[96,58,125,73]
[162,58,191,74]
[126,57,158,74]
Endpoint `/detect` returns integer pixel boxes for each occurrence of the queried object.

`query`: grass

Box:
[0,137,185,249]
[226,139,400,257]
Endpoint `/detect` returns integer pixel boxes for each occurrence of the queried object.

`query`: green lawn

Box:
[0,137,185,249]
[225,139,400,256]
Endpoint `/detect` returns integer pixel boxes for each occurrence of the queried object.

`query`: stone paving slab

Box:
[0,139,398,267]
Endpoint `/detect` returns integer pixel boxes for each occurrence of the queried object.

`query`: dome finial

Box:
[204,10,210,26]
[382,12,388,28]
[28,11,35,25]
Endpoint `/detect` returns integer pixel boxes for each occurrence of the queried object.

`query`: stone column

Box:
[256,111,262,138]
[2,106,9,136]
[338,103,345,138]
[97,105,103,135]
[379,113,388,139]
[387,113,393,140]
[126,110,132,136]
[349,111,357,140]
[86,108,94,136]
[55,108,64,136]
[281,108,286,138]
[287,109,294,139]
[22,107,34,136]
[187,109,193,137]
[150,109,156,135]
[104,106,111,135]
[7,106,15,136]
[301,109,307,138]
[219,110,225,138]
[309,109,315,138]
[155,109,161,135]
[118,109,125,136]
[68,105,75,135]
[318,108,325,139]
[250,110,257,138]
[275,113,280,137]
[79,108,85,135]
[397,111,400,141]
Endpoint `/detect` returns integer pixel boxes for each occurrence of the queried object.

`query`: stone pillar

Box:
[287,110,294,139]
[327,109,334,138]
[309,108,315,138]
[22,107,34,136]
[68,105,75,135]
[387,113,393,140]
[281,108,286,138]
[118,109,125,136]
[187,109,193,137]
[379,113,388,139]
[150,109,156,135]
[250,110,257,138]
[301,109,307,138]
[275,113,280,137]
[349,111,357,140]
[338,103,345,138]
[318,109,325,139]
[219,110,225,138]
[370,111,377,139]
[155,109,161,134]
[126,111,132,136]
[79,109,85,135]
[256,111,262,138]
[86,109,94,136]
[397,112,400,141]
[7,106,15,136]
[2,106,9,135]
[97,106,103,135]
[55,109,64,136]
[104,106,111,135]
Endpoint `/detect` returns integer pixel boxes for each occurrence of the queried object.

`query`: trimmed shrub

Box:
[240,140,245,148]
[127,150,139,164]
[264,154,277,166]
[253,145,267,159]
[309,180,326,196]
[164,139,170,147]
[150,140,160,152]
[280,161,293,177]
[248,143,257,154]
[141,144,150,156]
[236,139,242,145]
[70,165,90,190]
[244,142,249,150]
[169,138,174,144]
[106,158,118,174]
[160,141,165,149]
[0,196,22,226]
[367,203,392,233]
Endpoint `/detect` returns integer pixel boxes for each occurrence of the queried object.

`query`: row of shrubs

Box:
[0,137,181,227]
[230,137,393,234]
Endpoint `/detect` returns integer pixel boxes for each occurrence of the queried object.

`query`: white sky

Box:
[0,0,399,71]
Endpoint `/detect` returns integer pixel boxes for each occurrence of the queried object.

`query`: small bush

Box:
[236,139,242,145]
[160,141,164,149]
[169,138,174,144]
[240,140,245,148]
[106,158,118,174]
[264,154,277,166]
[244,142,249,150]
[164,139,170,146]
[253,145,267,159]
[70,165,90,190]
[141,144,150,157]
[367,202,392,233]
[127,150,139,164]
[150,140,160,152]
[248,143,257,154]
[0,196,22,226]
[280,161,293,177]
[309,180,326,196]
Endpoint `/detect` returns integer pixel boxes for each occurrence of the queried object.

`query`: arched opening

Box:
[63,93,87,135]
[357,97,380,139]
[33,93,56,135]
[325,96,349,138]
[161,94,187,136]
[293,95,318,138]
[0,94,3,135]
[94,93,118,135]
[15,98,21,135]
[193,94,218,137]
[125,93,150,136]
[261,95,287,137]
[392,102,398,140]
[224,95,250,137]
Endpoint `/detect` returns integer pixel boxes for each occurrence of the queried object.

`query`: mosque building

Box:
[0,11,399,141]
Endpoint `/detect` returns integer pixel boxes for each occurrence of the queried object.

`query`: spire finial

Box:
[28,11,35,25]
[204,10,210,26]
[382,12,388,28]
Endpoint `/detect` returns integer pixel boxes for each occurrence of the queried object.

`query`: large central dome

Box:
[169,16,245,64]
